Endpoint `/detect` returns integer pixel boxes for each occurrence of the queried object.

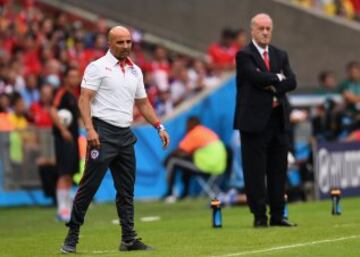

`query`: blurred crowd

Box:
[311,61,360,142]
[0,0,245,132]
[293,0,360,21]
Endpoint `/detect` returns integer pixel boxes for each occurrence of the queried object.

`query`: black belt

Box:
[92,117,130,130]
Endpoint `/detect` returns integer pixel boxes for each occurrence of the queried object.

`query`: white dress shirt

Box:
[252,39,285,82]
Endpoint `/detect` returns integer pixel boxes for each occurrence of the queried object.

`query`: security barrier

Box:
[0,128,55,191]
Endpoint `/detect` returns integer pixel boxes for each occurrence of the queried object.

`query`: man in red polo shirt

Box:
[207,28,238,71]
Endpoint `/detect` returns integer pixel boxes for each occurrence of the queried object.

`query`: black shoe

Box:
[270,218,297,227]
[253,218,268,228]
[60,226,80,254]
[119,238,153,251]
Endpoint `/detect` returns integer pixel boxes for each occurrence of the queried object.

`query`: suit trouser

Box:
[68,118,137,242]
[240,107,288,220]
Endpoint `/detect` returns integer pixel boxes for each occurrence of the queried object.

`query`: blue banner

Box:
[315,141,360,199]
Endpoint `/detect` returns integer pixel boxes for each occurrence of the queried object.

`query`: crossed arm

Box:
[236,51,297,95]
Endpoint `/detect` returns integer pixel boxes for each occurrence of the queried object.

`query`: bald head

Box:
[250,13,273,48]
[108,26,131,41]
[108,26,132,60]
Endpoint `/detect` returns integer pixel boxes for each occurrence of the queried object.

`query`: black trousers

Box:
[68,118,137,242]
[164,154,206,198]
[240,107,288,221]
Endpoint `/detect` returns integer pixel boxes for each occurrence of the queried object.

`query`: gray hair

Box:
[250,13,273,28]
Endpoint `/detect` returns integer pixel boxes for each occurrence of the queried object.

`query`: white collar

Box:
[105,50,134,68]
[252,39,269,58]
[105,50,119,67]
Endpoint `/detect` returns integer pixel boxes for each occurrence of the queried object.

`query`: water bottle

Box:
[211,198,222,228]
[283,194,288,220]
[330,188,341,215]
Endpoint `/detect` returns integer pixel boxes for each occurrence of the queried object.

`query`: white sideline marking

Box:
[81,250,117,254]
[111,219,119,225]
[140,216,161,222]
[333,223,359,228]
[210,235,360,257]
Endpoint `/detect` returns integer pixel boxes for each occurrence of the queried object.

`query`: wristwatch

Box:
[156,124,166,133]
[154,122,166,133]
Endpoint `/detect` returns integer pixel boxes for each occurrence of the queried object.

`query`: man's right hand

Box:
[87,128,100,149]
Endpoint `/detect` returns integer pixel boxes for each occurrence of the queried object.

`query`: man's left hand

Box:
[159,130,170,149]
[265,85,277,93]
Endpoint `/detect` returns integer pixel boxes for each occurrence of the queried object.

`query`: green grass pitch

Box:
[1,197,359,257]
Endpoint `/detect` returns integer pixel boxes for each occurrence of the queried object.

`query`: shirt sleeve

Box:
[81,62,102,91]
[179,130,199,153]
[135,68,147,99]
[53,89,65,108]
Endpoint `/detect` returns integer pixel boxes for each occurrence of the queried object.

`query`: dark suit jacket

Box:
[233,42,297,132]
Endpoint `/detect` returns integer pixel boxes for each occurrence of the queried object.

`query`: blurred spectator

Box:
[148,45,172,101]
[170,66,197,106]
[152,69,170,92]
[233,28,248,51]
[312,71,342,141]
[338,61,360,115]
[144,71,173,116]
[294,0,316,8]
[169,55,187,80]
[155,90,173,116]
[21,34,42,76]
[188,59,221,89]
[67,37,88,73]
[143,72,158,107]
[352,0,360,20]
[19,74,40,109]
[207,28,237,71]
[336,61,360,137]
[322,0,337,15]
[84,33,107,61]
[95,17,107,35]
[163,117,227,201]
[28,84,53,128]
[0,93,11,112]
[314,70,339,95]
[294,0,360,22]
[9,93,28,130]
[9,59,25,92]
[151,45,171,74]
[0,93,14,131]
[0,64,16,95]
[41,59,61,89]
[336,0,355,19]
[8,93,29,177]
